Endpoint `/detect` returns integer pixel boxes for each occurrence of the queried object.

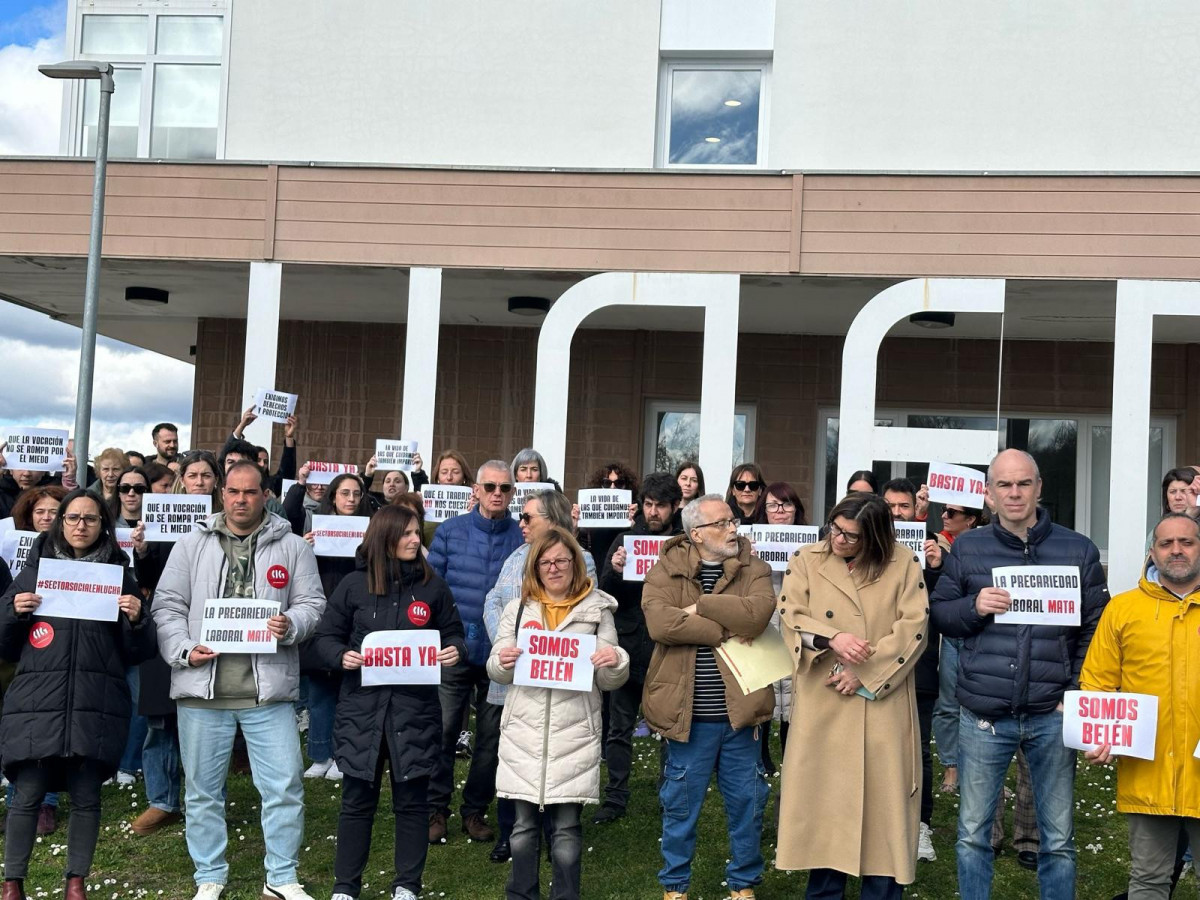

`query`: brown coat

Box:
[775,541,929,883]
[641,534,776,742]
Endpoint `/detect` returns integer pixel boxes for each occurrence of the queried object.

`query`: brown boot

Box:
[428,810,447,844]
[64,878,85,900]
[131,807,182,836]
[35,805,56,835]
[3,880,26,900]
[462,811,494,841]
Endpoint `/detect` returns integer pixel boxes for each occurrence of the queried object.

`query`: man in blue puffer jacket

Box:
[427,459,523,845]
[930,449,1109,900]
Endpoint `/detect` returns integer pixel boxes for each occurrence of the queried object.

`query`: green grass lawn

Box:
[4,733,1197,900]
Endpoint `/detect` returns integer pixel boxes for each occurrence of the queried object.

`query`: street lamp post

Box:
[38,60,115,477]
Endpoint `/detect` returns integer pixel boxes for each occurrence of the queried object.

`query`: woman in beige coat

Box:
[488,526,629,900]
[776,493,928,900]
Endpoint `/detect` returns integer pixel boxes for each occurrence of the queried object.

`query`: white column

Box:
[400,267,443,458]
[241,261,282,450]
[532,271,740,483]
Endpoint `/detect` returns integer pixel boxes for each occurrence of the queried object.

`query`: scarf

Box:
[529,578,593,630]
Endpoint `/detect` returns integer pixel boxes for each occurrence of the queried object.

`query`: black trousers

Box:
[600,676,643,809]
[430,663,501,818]
[333,745,430,897]
[917,691,935,825]
[5,758,103,880]
[806,868,903,900]
[507,801,582,900]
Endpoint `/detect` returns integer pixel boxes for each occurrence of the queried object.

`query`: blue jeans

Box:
[4,784,56,808]
[658,722,769,894]
[956,707,1076,900]
[142,716,182,813]
[932,638,960,768]
[301,675,337,763]
[120,666,149,775]
[178,703,305,886]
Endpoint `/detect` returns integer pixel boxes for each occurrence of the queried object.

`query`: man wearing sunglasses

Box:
[427,460,524,846]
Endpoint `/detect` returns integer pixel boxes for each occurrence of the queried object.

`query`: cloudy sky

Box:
[0,0,195,456]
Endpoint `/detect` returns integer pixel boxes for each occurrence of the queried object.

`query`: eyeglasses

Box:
[518,512,546,525]
[765,501,795,513]
[694,517,739,532]
[605,478,627,488]
[538,556,573,571]
[118,484,148,495]
[733,480,762,492]
[828,523,862,545]
[335,490,363,500]
[480,482,514,495]
[64,513,101,526]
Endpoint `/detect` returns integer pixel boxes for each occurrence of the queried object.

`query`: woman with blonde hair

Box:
[89,447,127,504]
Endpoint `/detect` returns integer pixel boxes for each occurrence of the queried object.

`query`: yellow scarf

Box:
[530,578,593,630]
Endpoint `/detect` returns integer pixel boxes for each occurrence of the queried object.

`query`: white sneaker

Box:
[917,821,936,862]
[331,894,355,900]
[262,884,315,900]
[325,761,344,781]
[116,771,137,786]
[392,889,417,900]
[302,759,333,779]
[192,884,224,900]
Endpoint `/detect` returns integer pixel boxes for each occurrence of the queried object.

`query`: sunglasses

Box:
[480,482,514,495]
[518,511,546,525]
[605,478,628,488]
[118,483,148,495]
[733,480,762,492]
[943,508,968,519]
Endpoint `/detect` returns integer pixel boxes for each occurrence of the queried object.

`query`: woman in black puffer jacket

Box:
[311,504,465,900]
[0,489,157,900]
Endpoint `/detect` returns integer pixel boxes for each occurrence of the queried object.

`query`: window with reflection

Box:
[664,65,764,166]
[84,67,141,158]
[81,15,148,55]
[645,401,755,475]
[151,65,220,159]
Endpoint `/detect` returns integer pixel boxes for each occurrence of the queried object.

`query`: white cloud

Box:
[0,33,64,155]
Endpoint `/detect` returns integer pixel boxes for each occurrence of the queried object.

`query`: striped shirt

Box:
[692,561,728,722]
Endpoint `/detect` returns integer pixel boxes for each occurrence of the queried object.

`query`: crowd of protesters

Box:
[0,413,1197,900]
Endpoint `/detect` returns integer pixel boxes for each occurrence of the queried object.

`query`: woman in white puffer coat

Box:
[487,526,629,900]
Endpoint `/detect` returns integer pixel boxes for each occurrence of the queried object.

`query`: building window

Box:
[84,66,141,158]
[658,62,768,167]
[150,64,221,159]
[643,400,757,476]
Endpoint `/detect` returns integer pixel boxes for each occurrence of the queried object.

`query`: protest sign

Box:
[304,461,358,486]
[716,625,795,695]
[1062,690,1158,760]
[0,517,12,536]
[311,514,370,557]
[361,630,442,686]
[252,389,297,424]
[199,599,281,653]
[510,482,556,519]
[622,534,670,582]
[894,522,927,557]
[142,494,211,543]
[421,484,473,522]
[926,461,987,508]
[576,489,633,529]
[115,527,135,565]
[35,559,122,622]
[993,566,1081,626]
[375,439,418,472]
[513,629,596,692]
[281,478,297,498]
[3,428,68,472]
[749,524,820,572]
[0,530,38,576]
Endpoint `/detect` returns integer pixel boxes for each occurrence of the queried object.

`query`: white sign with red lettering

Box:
[142,494,211,543]
[993,566,1082,626]
[375,439,418,472]
[2,428,68,472]
[304,461,358,486]
[311,515,370,557]
[421,484,473,522]
[34,559,123,622]
[926,461,987,508]
[622,534,670,582]
[749,525,820,572]
[200,599,281,653]
[513,629,596,692]
[1063,690,1158,760]
[252,389,297,424]
[115,527,135,565]
[576,489,633,529]
[509,482,556,519]
[361,629,441,686]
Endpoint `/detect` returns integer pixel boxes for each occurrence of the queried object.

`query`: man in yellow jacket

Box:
[1080,512,1200,899]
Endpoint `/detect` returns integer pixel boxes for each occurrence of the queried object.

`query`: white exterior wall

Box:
[223,0,662,167]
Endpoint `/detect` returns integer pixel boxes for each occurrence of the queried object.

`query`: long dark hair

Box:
[108,467,148,521]
[824,492,895,583]
[726,462,768,523]
[360,504,431,594]
[317,473,372,517]
[48,488,123,562]
[1161,467,1198,514]
[587,461,640,495]
[674,460,706,496]
[845,469,880,494]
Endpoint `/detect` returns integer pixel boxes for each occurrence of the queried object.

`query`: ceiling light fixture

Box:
[908,311,956,330]
[723,99,742,107]
[125,286,169,308]
[507,296,551,317]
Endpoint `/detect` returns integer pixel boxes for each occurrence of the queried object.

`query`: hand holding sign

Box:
[360,630,442,686]
[252,389,298,424]
[1063,690,1158,760]
[513,630,597,692]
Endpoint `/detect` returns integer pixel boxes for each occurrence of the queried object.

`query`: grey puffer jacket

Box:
[152,512,325,702]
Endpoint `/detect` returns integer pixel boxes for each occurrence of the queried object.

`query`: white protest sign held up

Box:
[3,428,68,472]
[200,599,281,653]
[142,494,211,543]
[749,524,820,572]
[0,530,38,576]
[305,461,358,486]
[361,630,441,686]
[513,629,596,692]
[1063,690,1158,760]
[510,482,556,520]
[115,527,135,565]
[622,534,670,582]
[993,566,1082,626]
[252,389,297,424]
[927,461,987,508]
[375,439,418,472]
[576,489,633,529]
[311,515,370,557]
[894,522,927,557]
[421,484,473,523]
[35,559,123,622]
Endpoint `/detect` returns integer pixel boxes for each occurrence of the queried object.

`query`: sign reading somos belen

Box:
[1062,690,1159,760]
[513,629,596,692]
[142,494,211,543]
[622,534,670,582]
[360,630,441,686]
[576,489,633,529]
[421,485,473,523]
[252,388,297,424]
[200,599,281,653]
[3,427,68,472]
[374,439,418,472]
[992,565,1081,626]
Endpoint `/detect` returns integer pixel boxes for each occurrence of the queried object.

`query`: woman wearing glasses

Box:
[488,527,628,900]
[776,493,928,900]
[0,489,156,900]
[725,463,768,525]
